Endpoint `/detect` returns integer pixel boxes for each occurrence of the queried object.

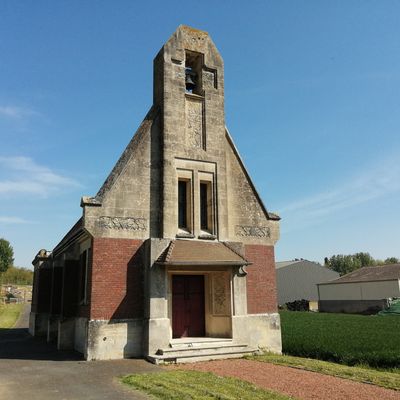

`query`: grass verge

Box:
[121,370,294,399]
[0,303,24,328]
[247,353,400,391]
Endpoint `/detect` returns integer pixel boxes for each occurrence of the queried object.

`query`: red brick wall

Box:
[90,238,144,320]
[245,244,278,314]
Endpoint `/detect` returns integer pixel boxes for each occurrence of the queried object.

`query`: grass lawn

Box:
[280,311,400,369]
[0,303,24,328]
[121,370,293,400]
[248,353,400,391]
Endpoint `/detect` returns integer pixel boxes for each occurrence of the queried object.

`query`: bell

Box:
[185,68,197,91]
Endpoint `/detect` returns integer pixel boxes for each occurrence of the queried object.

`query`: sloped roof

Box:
[225,128,280,221]
[156,240,250,266]
[96,107,157,201]
[275,259,339,304]
[276,260,302,269]
[52,217,84,256]
[319,264,400,285]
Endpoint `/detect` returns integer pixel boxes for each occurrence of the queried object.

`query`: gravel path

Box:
[178,359,400,400]
[14,303,30,328]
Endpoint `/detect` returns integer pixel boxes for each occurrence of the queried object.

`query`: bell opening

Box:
[185,50,203,95]
[185,67,197,93]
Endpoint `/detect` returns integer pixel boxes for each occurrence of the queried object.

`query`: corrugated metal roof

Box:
[275,260,339,304]
[319,264,400,285]
[276,260,302,269]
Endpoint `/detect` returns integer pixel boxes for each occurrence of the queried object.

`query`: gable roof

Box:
[96,107,157,201]
[319,264,400,285]
[52,217,84,257]
[156,240,250,266]
[225,127,280,221]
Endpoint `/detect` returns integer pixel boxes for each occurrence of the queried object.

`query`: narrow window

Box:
[200,181,213,232]
[178,180,188,229]
[200,183,208,230]
[80,250,88,303]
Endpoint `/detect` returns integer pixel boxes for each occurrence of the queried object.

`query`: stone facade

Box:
[30,25,281,361]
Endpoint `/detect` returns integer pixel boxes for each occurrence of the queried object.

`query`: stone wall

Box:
[86,319,143,360]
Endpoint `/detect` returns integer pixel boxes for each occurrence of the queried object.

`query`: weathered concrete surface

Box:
[0,305,159,399]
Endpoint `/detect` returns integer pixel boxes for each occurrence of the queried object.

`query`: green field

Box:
[0,303,24,329]
[280,311,400,369]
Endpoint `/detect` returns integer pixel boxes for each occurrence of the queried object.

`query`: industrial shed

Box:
[318,263,400,314]
[276,260,339,306]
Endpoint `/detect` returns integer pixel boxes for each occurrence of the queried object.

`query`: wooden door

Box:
[172,275,205,338]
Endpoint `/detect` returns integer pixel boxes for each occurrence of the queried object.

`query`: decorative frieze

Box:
[212,272,230,316]
[97,216,147,231]
[235,225,271,238]
[185,97,204,149]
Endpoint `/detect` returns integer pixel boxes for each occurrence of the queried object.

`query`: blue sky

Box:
[1,1,400,268]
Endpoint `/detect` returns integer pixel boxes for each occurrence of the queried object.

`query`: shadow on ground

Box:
[0,305,159,399]
[0,327,83,361]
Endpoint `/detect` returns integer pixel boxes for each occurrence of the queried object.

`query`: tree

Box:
[325,254,362,276]
[384,257,399,265]
[2,266,33,285]
[353,252,375,267]
[325,252,400,275]
[0,238,14,274]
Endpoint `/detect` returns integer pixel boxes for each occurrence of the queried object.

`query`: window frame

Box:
[79,249,89,305]
[177,172,193,235]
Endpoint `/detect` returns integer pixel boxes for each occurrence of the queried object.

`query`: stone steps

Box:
[169,338,233,349]
[147,339,259,364]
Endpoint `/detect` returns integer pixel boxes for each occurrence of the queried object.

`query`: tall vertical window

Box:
[178,180,188,229]
[200,181,212,232]
[80,249,88,304]
[200,183,208,230]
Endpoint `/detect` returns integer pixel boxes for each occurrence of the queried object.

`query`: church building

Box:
[30,26,281,363]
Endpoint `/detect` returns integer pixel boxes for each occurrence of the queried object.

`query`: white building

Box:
[318,263,400,314]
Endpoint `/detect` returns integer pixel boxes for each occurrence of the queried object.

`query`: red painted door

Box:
[172,275,205,338]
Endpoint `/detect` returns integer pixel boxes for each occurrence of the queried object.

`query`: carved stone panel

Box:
[185,97,203,149]
[211,272,230,316]
[235,225,271,238]
[97,216,147,231]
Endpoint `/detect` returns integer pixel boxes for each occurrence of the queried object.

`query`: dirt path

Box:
[14,303,30,328]
[179,359,400,400]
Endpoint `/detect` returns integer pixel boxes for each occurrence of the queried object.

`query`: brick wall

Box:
[90,238,144,320]
[245,244,278,314]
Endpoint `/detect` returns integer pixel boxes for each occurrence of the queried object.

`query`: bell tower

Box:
[153,26,229,240]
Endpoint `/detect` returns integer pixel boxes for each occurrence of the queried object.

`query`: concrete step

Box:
[158,343,249,356]
[147,344,259,365]
[169,338,233,349]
